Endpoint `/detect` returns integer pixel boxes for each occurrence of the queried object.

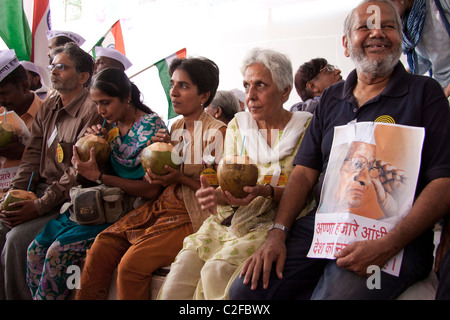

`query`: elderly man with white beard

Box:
[229,0,450,300]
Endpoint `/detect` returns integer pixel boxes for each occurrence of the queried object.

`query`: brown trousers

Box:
[75,184,193,300]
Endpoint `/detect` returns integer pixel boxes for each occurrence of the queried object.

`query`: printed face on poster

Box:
[307,121,424,276]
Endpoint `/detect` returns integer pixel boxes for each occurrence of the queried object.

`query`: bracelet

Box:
[96,172,103,185]
[264,183,274,199]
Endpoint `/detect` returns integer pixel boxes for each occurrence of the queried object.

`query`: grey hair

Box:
[343,0,402,38]
[209,90,241,122]
[51,42,94,87]
[240,48,293,92]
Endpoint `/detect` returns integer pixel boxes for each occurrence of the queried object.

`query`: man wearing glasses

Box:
[0,42,103,299]
[291,59,343,114]
[230,0,450,300]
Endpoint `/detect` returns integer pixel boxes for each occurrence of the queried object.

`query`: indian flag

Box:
[0,0,51,83]
[155,48,187,120]
[92,20,126,56]
[30,0,51,66]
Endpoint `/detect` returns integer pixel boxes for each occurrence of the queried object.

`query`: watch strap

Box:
[268,222,288,234]
[96,172,103,185]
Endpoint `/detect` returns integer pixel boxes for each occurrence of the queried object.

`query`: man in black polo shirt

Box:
[229,0,450,300]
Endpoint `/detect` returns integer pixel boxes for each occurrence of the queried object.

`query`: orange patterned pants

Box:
[75,184,193,300]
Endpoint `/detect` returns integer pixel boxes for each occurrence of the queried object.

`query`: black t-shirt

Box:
[295,62,450,204]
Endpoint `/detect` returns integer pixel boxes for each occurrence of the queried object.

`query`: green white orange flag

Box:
[92,20,126,57]
[30,0,51,66]
[155,48,187,120]
[0,0,50,63]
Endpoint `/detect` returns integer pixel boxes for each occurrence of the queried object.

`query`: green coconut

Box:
[217,155,258,198]
[141,142,181,175]
[0,121,14,148]
[75,134,111,165]
[3,189,37,211]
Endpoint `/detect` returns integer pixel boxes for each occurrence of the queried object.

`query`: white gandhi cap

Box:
[0,49,20,83]
[94,46,132,70]
[46,30,86,46]
[20,61,41,77]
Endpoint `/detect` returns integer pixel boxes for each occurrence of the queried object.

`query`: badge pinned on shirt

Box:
[56,143,64,162]
[107,127,119,143]
[201,168,218,187]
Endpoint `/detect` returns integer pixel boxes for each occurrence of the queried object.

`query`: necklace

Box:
[119,108,139,136]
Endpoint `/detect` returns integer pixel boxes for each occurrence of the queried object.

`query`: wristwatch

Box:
[268,222,288,234]
[96,172,103,185]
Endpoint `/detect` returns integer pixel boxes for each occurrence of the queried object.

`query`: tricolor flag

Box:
[155,48,187,120]
[130,48,187,120]
[92,20,126,57]
[31,0,51,66]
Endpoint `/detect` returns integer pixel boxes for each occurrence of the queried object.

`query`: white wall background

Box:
[1,0,408,122]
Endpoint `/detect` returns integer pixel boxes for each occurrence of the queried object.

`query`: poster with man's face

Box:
[308,121,424,276]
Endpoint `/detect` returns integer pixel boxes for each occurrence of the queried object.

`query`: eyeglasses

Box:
[342,155,374,173]
[319,65,338,73]
[47,63,72,72]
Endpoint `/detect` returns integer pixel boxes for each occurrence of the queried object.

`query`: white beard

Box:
[348,40,402,78]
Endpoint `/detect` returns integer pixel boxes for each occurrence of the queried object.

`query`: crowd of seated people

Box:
[0,0,449,301]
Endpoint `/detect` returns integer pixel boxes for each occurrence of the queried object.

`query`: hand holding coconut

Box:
[74,134,111,165]
[144,164,182,187]
[0,190,38,228]
[0,135,26,160]
[196,155,275,211]
[141,141,183,187]
[71,145,102,182]
[215,155,264,206]
[0,115,30,160]
[222,184,272,206]
[72,131,111,182]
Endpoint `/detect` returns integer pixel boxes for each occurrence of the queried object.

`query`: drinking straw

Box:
[27,172,34,192]
[240,135,246,156]
[164,120,170,142]
[99,119,107,136]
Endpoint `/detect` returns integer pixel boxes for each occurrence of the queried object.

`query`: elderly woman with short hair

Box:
[205,90,241,124]
[158,48,313,300]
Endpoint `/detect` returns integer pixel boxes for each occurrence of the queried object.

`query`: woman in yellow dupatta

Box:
[159,48,313,300]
